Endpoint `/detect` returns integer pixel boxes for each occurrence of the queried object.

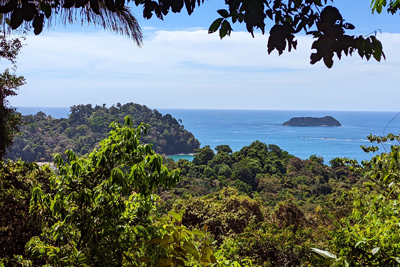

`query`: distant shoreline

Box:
[16,107,395,120]
[167,153,195,162]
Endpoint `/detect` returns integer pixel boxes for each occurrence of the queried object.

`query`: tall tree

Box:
[0,35,25,159]
[0,69,25,159]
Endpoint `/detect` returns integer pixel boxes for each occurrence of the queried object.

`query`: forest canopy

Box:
[4,121,399,266]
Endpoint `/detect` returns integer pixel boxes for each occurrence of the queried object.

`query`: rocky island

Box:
[282,116,341,127]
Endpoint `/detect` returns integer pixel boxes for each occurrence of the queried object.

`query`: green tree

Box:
[0,70,25,159]
[0,160,52,260]
[7,102,200,161]
[25,117,180,266]
[8,117,247,267]
[193,145,215,166]
[0,34,24,159]
[215,145,232,155]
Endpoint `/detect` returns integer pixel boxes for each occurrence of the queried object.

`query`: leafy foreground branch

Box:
[24,116,180,266]
[312,134,400,266]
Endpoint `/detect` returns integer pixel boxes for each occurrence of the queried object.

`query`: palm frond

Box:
[0,1,143,45]
[49,4,143,45]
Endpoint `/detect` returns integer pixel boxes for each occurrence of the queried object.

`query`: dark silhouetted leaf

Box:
[33,14,44,35]
[0,0,18,14]
[105,0,116,11]
[10,8,23,30]
[185,0,196,15]
[344,23,355,30]
[89,0,100,14]
[314,0,322,6]
[40,3,52,18]
[170,0,183,13]
[217,9,229,18]
[219,19,232,38]
[310,52,323,65]
[208,18,223,33]
[75,0,89,8]
[219,22,227,38]
[323,52,334,68]
[266,9,273,20]
[115,0,125,10]
[63,0,75,8]
[21,3,37,21]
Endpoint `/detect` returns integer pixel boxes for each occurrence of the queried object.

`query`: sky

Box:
[2,0,400,111]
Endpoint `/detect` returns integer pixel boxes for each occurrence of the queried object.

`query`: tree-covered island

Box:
[283,116,341,127]
[5,103,200,162]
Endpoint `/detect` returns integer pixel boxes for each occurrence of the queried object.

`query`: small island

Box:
[282,116,341,127]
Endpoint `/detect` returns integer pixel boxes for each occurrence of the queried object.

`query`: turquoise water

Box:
[17,107,70,119]
[168,154,195,161]
[17,107,400,164]
[159,109,400,164]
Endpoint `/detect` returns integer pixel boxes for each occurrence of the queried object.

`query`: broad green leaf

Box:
[139,257,151,263]
[210,254,217,263]
[159,235,174,246]
[192,229,205,237]
[183,241,200,260]
[219,25,228,39]
[200,254,211,263]
[155,257,172,267]
[148,238,162,244]
[169,211,182,222]
[40,3,51,18]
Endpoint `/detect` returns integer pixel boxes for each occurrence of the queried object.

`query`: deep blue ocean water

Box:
[17,107,400,164]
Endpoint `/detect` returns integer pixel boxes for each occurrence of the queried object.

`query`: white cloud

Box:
[2,29,399,110]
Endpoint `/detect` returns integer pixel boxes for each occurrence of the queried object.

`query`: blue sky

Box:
[2,0,400,111]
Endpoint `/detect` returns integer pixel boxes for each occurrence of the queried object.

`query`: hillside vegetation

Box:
[2,115,399,266]
[6,103,200,161]
[162,141,362,212]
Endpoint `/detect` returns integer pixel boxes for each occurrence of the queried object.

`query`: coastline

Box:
[167,153,195,162]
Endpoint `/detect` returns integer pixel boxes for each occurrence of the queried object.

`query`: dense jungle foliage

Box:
[6,103,200,162]
[161,141,362,213]
[1,115,400,266]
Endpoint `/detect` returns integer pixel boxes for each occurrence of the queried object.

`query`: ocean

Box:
[16,107,400,164]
